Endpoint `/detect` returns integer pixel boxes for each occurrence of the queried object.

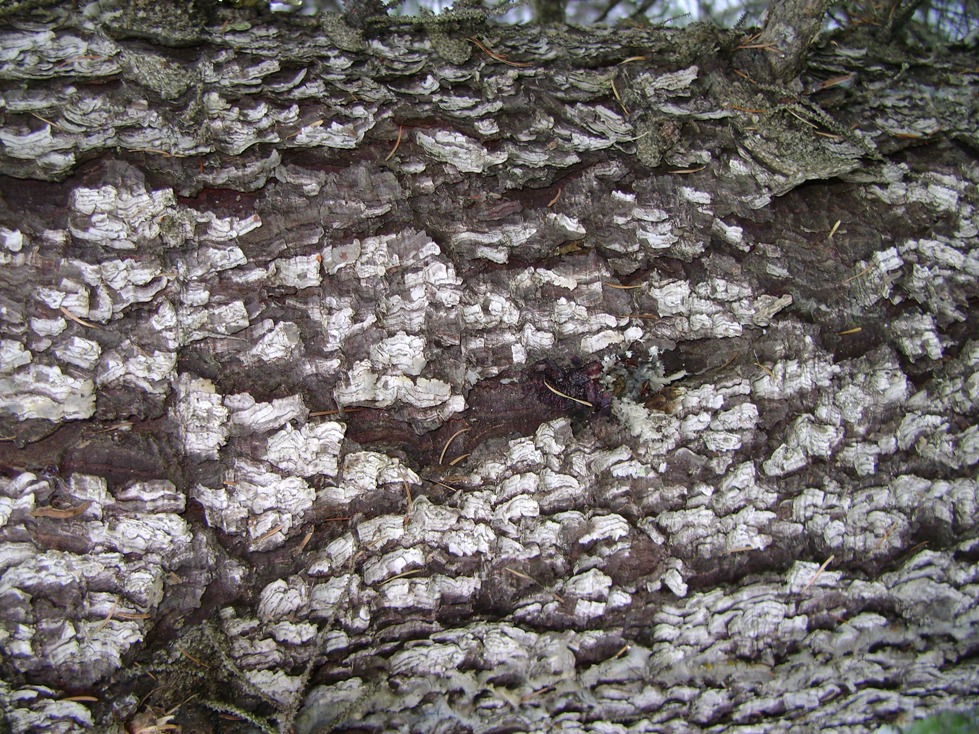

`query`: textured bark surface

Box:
[1,3,978,732]
[753,0,831,81]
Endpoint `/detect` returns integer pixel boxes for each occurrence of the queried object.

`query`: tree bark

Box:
[1,3,978,732]
[752,0,830,81]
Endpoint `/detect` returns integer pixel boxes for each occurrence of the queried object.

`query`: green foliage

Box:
[0,0,60,19]
[826,0,979,41]
[901,709,979,734]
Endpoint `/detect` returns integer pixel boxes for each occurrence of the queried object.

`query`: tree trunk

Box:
[1,3,978,732]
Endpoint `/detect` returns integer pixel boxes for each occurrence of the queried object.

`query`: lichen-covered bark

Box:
[1,4,978,733]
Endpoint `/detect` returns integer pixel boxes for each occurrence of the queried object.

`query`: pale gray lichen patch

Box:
[97,344,176,395]
[326,450,420,508]
[0,123,71,174]
[293,106,376,150]
[0,471,196,689]
[69,183,176,251]
[171,372,230,460]
[317,12,367,52]
[334,359,462,412]
[119,48,194,101]
[192,458,315,551]
[0,682,95,732]
[265,422,345,478]
[415,129,508,173]
[98,0,207,46]
[425,22,472,65]
[241,320,302,365]
[228,393,308,436]
[0,363,95,421]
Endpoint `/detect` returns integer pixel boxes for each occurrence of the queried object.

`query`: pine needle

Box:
[467,37,532,67]
[384,125,403,162]
[60,306,99,329]
[439,427,471,464]
[802,555,835,592]
[543,380,593,408]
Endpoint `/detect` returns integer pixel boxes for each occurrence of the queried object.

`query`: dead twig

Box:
[115,611,153,621]
[310,407,363,417]
[816,74,852,91]
[724,103,767,114]
[30,500,92,519]
[286,118,322,139]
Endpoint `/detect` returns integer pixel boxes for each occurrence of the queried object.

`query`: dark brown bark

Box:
[1,3,978,733]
